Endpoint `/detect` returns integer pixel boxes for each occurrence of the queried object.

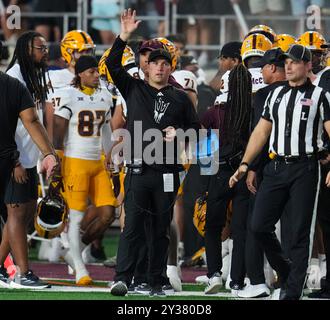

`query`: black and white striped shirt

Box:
[262,79,330,156]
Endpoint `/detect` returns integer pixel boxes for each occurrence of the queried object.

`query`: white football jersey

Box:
[47,68,74,103]
[220,70,230,94]
[249,67,266,93]
[220,68,265,100]
[6,64,42,168]
[54,86,114,160]
[214,92,228,105]
[172,70,198,93]
[99,79,123,154]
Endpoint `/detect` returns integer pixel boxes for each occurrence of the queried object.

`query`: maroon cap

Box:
[138,39,164,53]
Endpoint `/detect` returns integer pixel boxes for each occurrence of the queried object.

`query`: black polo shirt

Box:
[106,36,200,171]
[0,72,34,158]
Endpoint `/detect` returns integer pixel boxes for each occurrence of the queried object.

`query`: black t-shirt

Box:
[0,72,34,158]
[106,36,200,172]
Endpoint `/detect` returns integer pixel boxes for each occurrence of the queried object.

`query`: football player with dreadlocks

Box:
[42,30,118,268]
[201,64,252,295]
[52,55,118,285]
[0,31,53,289]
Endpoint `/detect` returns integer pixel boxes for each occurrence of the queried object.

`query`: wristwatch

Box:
[239,162,249,169]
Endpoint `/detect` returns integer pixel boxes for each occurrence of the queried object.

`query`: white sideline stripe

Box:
[13,285,322,299]
[40,286,234,297]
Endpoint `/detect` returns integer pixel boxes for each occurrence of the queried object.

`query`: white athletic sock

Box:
[67,210,89,282]
[38,241,51,261]
[318,254,327,278]
[60,230,70,249]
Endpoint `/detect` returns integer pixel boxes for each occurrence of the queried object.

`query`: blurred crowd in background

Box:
[2,0,330,69]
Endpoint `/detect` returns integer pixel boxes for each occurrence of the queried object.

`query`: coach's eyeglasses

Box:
[32,45,49,52]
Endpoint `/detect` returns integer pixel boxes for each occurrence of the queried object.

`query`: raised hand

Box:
[120,8,141,41]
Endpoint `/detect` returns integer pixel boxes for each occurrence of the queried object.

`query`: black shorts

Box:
[0,157,13,204]
[4,167,38,204]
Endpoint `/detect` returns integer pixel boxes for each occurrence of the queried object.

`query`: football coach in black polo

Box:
[229,44,330,300]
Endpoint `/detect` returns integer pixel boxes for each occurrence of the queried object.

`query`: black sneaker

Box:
[128,282,139,294]
[0,266,10,289]
[10,270,49,289]
[109,281,128,296]
[308,288,330,299]
[135,283,152,295]
[149,286,166,297]
[230,283,245,296]
[162,284,175,294]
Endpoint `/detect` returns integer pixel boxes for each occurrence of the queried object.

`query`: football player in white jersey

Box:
[240,33,272,93]
[46,30,96,140]
[52,56,118,285]
[172,69,198,109]
[41,30,97,264]
[45,30,121,266]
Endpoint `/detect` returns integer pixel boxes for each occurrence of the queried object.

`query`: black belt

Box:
[217,151,243,168]
[274,153,318,164]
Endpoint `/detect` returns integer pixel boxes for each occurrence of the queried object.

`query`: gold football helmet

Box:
[247,24,277,43]
[297,31,326,51]
[155,37,179,70]
[274,34,296,52]
[98,45,136,84]
[61,30,95,65]
[193,194,207,237]
[35,176,68,239]
[241,33,273,65]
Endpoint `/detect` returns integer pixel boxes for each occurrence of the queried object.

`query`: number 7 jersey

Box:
[54,86,115,160]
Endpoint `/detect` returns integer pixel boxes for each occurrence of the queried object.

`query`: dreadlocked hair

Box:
[72,74,83,90]
[223,63,252,148]
[7,31,49,103]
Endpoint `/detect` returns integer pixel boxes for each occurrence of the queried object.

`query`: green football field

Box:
[0,230,233,300]
[0,282,232,300]
[0,230,318,300]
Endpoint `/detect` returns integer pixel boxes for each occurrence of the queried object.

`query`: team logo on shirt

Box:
[154,95,170,124]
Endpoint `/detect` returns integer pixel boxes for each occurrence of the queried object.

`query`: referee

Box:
[229,44,330,300]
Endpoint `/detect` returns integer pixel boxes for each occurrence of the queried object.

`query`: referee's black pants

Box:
[317,164,330,288]
[251,158,320,298]
[114,166,179,288]
[245,193,265,285]
[205,167,249,285]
